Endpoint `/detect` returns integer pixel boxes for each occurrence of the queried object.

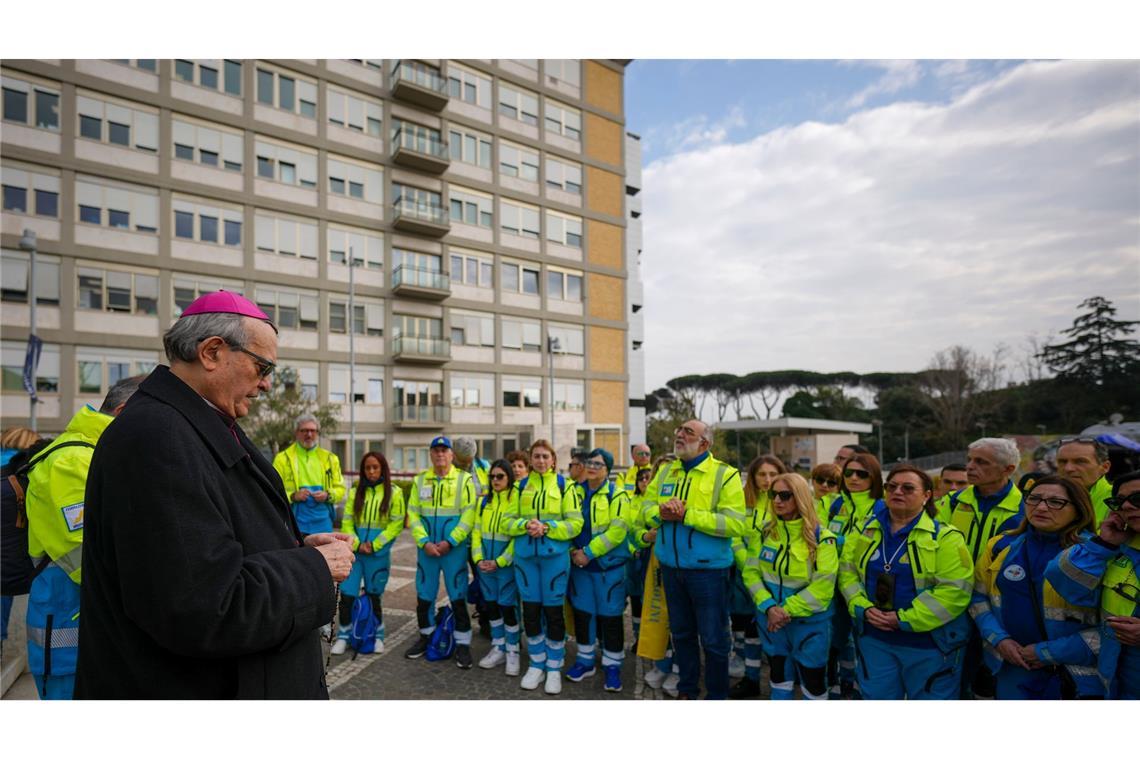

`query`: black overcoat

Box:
[74,365,334,698]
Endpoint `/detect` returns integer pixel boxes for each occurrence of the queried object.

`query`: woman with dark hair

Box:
[828,452,885,697]
[729,454,787,698]
[1048,470,1140,698]
[331,451,405,655]
[472,459,522,675]
[506,449,530,482]
[839,463,973,699]
[971,475,1100,698]
[811,462,842,525]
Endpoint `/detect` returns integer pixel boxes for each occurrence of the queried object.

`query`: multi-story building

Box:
[1,59,642,473]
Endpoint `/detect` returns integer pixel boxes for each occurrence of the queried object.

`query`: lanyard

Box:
[882,529,908,573]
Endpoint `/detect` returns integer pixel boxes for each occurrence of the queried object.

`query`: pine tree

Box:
[1039,296,1140,385]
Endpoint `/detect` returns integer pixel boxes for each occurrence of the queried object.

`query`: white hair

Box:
[968,437,1020,468]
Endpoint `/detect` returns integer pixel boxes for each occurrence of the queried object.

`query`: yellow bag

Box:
[636,551,670,660]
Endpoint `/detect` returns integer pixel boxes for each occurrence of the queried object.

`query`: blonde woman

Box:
[742,473,838,699]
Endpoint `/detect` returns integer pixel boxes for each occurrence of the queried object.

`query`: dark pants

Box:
[661,565,730,699]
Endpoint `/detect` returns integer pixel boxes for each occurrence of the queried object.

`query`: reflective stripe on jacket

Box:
[742,517,838,618]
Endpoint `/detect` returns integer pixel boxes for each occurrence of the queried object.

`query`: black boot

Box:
[728,677,761,700]
[404,634,430,659]
[455,644,473,669]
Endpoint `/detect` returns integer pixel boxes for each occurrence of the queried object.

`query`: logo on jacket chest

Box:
[1003,564,1026,582]
[760,546,778,563]
[419,485,434,500]
[660,483,676,497]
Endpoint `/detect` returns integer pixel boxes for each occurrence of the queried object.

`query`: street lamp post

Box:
[348,247,356,466]
[19,229,38,432]
[547,335,561,454]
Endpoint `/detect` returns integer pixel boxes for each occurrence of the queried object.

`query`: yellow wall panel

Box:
[589,379,626,424]
[584,112,623,166]
[587,273,624,321]
[589,326,625,374]
[587,220,623,269]
[584,61,623,115]
[586,165,623,217]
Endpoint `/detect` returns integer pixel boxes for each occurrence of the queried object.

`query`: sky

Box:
[624,59,1140,391]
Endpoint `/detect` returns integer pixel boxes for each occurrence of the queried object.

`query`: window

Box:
[76,93,158,153]
[394,379,443,409]
[173,118,243,172]
[327,226,383,268]
[394,60,443,90]
[348,59,384,71]
[500,200,540,240]
[172,197,242,247]
[256,66,316,118]
[511,59,539,71]
[544,60,581,88]
[547,269,583,302]
[500,141,540,182]
[450,310,494,347]
[394,446,430,472]
[446,63,492,108]
[391,119,445,157]
[552,379,585,411]
[448,187,493,228]
[393,314,442,340]
[544,100,581,141]
[173,59,242,96]
[75,349,158,396]
[2,76,60,130]
[329,300,383,336]
[498,84,539,126]
[548,323,585,355]
[76,264,159,315]
[172,274,243,316]
[254,138,317,187]
[327,88,383,136]
[448,126,491,168]
[281,364,319,401]
[392,183,444,220]
[501,317,542,352]
[327,156,383,203]
[2,341,59,393]
[1,249,60,305]
[502,375,542,408]
[449,373,494,408]
[1,164,60,218]
[111,59,158,74]
[75,177,159,233]
[546,156,582,193]
[329,365,384,405]
[255,287,318,331]
[450,250,493,288]
[255,212,318,259]
[546,210,583,248]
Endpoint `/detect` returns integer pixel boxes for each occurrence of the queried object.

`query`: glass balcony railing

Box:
[393,404,450,424]
[392,197,448,226]
[392,335,450,358]
[392,265,449,292]
[391,127,448,161]
[392,61,447,95]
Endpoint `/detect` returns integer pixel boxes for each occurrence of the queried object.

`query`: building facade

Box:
[1,58,640,473]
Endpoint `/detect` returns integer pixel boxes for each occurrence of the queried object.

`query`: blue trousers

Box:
[477,564,519,607]
[33,674,74,700]
[514,552,570,605]
[661,565,730,700]
[569,566,626,617]
[27,566,78,697]
[343,550,392,597]
[857,634,964,700]
[416,545,469,604]
[994,664,1064,700]
[760,611,831,668]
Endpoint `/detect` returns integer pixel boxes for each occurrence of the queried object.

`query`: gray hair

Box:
[99,374,145,414]
[294,414,319,431]
[163,313,252,363]
[968,437,1020,468]
[695,421,713,446]
[453,436,477,458]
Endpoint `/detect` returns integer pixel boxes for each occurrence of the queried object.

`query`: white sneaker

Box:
[372,639,385,654]
[505,652,521,676]
[521,666,544,690]
[663,673,680,697]
[330,638,347,656]
[479,649,506,669]
[644,668,666,689]
[544,670,563,695]
[728,652,745,679]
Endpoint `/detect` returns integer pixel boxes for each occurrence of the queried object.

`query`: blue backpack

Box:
[425,605,456,661]
[347,595,378,657]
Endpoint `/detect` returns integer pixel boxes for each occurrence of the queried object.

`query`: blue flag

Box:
[22,334,42,402]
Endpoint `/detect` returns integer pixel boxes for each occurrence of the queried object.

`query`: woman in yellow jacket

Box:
[471,459,523,676]
[742,472,838,699]
[332,451,405,655]
[839,464,973,699]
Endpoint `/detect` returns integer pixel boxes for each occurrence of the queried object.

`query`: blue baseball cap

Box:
[430,436,452,449]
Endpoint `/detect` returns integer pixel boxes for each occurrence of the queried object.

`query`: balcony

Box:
[393,404,450,429]
[392,265,450,300]
[392,197,450,237]
[391,61,449,111]
[392,335,451,364]
[391,127,450,174]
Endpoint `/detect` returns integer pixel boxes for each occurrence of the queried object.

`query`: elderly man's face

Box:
[966,446,1014,491]
[674,420,708,460]
[221,319,277,419]
[430,446,453,471]
[295,421,319,449]
[1056,442,1109,489]
[632,446,651,466]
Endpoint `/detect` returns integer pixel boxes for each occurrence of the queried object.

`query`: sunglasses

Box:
[813,477,839,487]
[884,482,922,495]
[229,343,276,378]
[490,473,508,481]
[844,468,870,479]
[770,490,795,502]
[1025,493,1074,510]
[1105,492,1140,511]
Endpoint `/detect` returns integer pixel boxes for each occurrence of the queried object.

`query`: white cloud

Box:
[640,60,1140,391]
[641,105,747,155]
[842,60,924,108]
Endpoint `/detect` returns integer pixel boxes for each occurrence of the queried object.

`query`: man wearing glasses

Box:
[75,291,355,698]
[273,414,346,537]
[617,443,653,493]
[1055,437,1114,528]
[1048,470,1140,698]
[641,419,747,699]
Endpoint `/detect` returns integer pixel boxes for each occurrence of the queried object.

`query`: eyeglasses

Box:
[884,482,921,495]
[770,490,794,502]
[674,426,702,439]
[633,450,651,457]
[297,428,319,436]
[229,344,276,378]
[844,468,870,479]
[1024,493,1074,510]
[490,473,508,481]
[1105,492,1140,511]
[585,460,606,469]
[814,477,839,487]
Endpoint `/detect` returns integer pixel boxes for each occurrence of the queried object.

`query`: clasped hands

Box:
[660,498,686,522]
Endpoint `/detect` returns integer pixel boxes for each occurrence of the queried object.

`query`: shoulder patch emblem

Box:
[61,502,84,532]
[760,546,778,564]
[660,483,676,497]
[419,485,433,500]
[1003,564,1026,582]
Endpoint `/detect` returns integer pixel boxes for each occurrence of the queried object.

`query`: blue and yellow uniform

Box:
[826,489,880,694]
[742,516,838,699]
[730,492,771,686]
[970,529,1101,698]
[1088,477,1113,529]
[839,504,973,699]
[336,479,405,644]
[569,480,631,672]
[272,443,346,535]
[471,485,521,659]
[1047,533,1140,698]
